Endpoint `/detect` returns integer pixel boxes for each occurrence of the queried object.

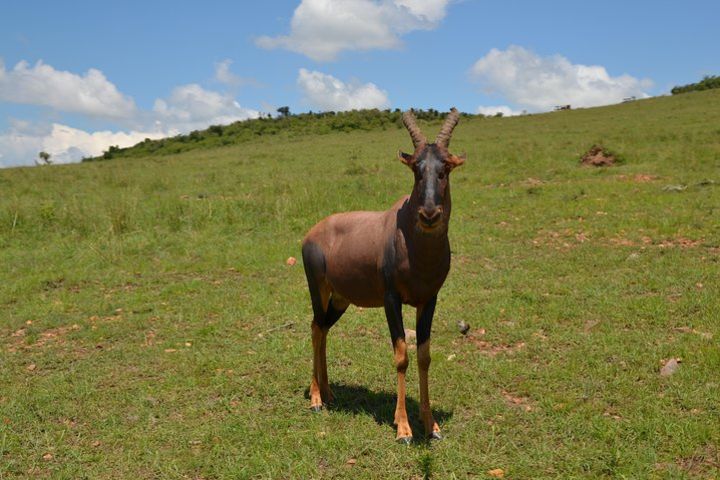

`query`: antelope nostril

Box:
[419,208,442,225]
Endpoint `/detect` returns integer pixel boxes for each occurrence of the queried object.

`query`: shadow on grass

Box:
[305,382,453,440]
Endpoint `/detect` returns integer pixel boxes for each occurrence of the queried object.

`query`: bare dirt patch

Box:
[616,174,660,183]
[33,324,81,348]
[583,319,601,334]
[673,326,713,339]
[632,174,659,182]
[581,145,617,167]
[520,177,545,187]
[501,390,534,412]
[6,323,81,353]
[656,445,720,476]
[608,235,713,251]
[532,229,590,250]
[658,237,704,249]
[458,330,527,356]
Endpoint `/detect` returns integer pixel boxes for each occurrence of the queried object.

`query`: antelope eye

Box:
[438,171,445,180]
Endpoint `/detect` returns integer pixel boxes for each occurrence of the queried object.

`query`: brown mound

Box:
[581,145,616,167]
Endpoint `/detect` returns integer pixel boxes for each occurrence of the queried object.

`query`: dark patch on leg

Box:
[381,233,397,288]
[321,296,347,330]
[382,237,405,345]
[304,241,331,411]
[416,295,436,346]
[384,290,405,345]
[302,241,327,320]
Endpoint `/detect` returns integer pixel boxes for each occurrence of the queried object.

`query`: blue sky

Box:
[1,0,718,167]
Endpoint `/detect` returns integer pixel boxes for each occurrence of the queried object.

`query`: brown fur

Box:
[303,193,451,308]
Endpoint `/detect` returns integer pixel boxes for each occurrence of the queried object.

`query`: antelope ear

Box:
[398,150,415,167]
[447,152,466,169]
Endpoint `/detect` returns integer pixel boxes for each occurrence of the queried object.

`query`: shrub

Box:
[671,75,720,95]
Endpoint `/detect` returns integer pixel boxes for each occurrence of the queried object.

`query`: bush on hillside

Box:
[671,75,720,95]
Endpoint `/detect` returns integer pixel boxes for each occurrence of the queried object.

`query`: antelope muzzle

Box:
[418,206,443,230]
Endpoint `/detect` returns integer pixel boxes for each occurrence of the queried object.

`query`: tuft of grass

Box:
[419,450,433,479]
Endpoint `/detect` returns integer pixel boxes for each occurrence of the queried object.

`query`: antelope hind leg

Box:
[303,242,331,412]
[318,295,348,404]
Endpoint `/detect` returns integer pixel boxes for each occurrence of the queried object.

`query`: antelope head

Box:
[398,108,466,234]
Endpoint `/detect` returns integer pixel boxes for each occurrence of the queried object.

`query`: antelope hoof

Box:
[429,431,443,441]
[311,405,323,413]
[397,436,413,445]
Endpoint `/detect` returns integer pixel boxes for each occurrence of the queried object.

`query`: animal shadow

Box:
[307,382,453,441]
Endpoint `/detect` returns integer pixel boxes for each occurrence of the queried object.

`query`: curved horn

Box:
[435,107,460,148]
[402,110,426,149]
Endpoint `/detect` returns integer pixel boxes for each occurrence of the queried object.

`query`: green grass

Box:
[1,91,720,479]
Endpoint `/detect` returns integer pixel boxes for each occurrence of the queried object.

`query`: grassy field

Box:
[1,91,719,479]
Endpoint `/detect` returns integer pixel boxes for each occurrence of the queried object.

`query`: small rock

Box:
[457,320,470,335]
[487,468,505,478]
[26,364,36,372]
[286,256,297,266]
[346,458,357,465]
[447,354,456,361]
[660,358,681,377]
[42,453,53,461]
[404,329,416,341]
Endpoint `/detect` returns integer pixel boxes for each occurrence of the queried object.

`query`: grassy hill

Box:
[82,108,477,161]
[1,91,719,479]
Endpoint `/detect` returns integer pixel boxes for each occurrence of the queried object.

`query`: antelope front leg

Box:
[417,296,442,440]
[385,290,413,443]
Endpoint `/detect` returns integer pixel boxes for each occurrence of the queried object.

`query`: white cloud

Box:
[0,122,164,167]
[153,83,259,133]
[0,59,137,119]
[0,60,263,167]
[297,68,390,111]
[214,59,262,89]
[256,0,450,61]
[470,46,652,111]
[476,105,523,117]
[395,0,448,22]
[215,59,242,86]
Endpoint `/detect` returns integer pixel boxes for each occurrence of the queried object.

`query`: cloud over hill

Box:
[471,46,652,111]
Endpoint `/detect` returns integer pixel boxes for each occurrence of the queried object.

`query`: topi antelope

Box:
[301,108,465,443]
